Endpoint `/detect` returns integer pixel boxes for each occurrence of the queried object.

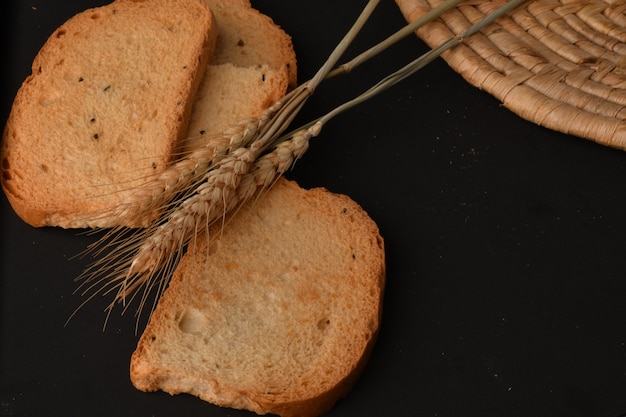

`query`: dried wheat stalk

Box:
[73,0,525,328]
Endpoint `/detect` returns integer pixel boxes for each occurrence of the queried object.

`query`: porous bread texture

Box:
[1,0,217,228]
[130,178,386,417]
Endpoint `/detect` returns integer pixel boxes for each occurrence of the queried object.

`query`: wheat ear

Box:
[121,122,321,299]
[73,0,525,329]
[71,89,323,329]
[68,122,320,330]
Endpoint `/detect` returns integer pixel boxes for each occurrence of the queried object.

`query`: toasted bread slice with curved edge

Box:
[130,178,385,417]
[1,0,217,228]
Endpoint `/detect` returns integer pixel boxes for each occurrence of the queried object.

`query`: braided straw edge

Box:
[395,0,626,150]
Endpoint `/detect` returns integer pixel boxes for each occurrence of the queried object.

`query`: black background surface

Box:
[2,1,626,416]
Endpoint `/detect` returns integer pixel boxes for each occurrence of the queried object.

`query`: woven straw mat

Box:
[395,0,626,150]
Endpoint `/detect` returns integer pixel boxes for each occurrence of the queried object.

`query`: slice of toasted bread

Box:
[1,0,217,228]
[130,178,386,417]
